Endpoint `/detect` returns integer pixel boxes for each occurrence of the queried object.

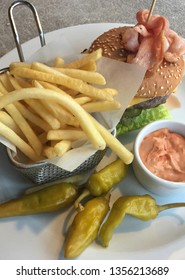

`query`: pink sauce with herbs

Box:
[139,128,185,182]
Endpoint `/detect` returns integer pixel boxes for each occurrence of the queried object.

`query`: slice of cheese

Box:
[128,97,149,107]
[128,87,177,108]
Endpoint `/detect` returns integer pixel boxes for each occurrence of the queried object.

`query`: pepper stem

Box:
[157,202,185,213]
[74,189,90,209]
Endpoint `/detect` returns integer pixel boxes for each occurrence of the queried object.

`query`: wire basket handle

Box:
[8,0,46,62]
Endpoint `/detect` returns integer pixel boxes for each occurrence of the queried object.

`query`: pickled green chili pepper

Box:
[99,194,185,247]
[87,159,128,196]
[0,182,78,218]
[64,195,110,258]
[74,159,128,207]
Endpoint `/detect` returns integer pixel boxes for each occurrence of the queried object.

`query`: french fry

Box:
[13,76,31,88]
[14,101,51,132]
[50,140,59,147]
[38,132,48,144]
[47,129,87,141]
[53,57,65,67]
[0,82,43,156]
[0,88,106,150]
[104,88,118,97]
[39,80,79,99]
[9,62,31,71]
[0,81,7,94]
[82,100,121,113]
[7,75,60,130]
[0,121,40,162]
[7,72,28,91]
[62,88,79,97]
[31,61,108,96]
[11,66,114,101]
[32,80,79,127]
[53,67,106,85]
[0,72,14,91]
[88,113,134,164]
[24,99,61,130]
[43,146,57,159]
[74,96,92,105]
[80,60,96,71]
[54,140,72,156]
[0,52,126,164]
[5,103,43,155]
[63,48,102,69]
[33,80,61,118]
[37,80,69,96]
[0,111,23,137]
[7,75,54,132]
[0,72,14,92]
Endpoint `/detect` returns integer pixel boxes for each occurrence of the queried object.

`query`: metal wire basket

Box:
[7,148,107,184]
[1,0,109,184]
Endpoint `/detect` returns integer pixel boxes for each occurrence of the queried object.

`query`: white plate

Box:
[0,23,185,260]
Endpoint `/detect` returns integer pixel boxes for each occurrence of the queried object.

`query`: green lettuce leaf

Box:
[116,104,172,136]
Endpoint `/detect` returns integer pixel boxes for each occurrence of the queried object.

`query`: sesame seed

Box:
[153,83,157,88]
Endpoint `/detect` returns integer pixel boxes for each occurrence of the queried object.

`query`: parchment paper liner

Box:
[3,35,146,174]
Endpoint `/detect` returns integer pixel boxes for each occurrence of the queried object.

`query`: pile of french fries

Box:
[0,49,134,165]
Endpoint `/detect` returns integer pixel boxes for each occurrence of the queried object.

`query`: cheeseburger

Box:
[89,9,185,134]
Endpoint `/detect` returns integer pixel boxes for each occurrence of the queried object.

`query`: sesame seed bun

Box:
[89,26,185,99]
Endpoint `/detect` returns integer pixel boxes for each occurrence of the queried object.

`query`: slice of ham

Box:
[121,9,185,70]
[121,28,139,53]
[165,29,185,61]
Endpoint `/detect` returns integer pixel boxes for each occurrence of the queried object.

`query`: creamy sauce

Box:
[139,128,185,182]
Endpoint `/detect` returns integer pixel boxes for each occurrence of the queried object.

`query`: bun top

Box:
[89,26,185,98]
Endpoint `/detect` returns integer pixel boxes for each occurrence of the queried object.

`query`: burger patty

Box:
[131,94,170,110]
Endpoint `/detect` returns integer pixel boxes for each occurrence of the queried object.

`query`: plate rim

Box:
[0,22,185,260]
